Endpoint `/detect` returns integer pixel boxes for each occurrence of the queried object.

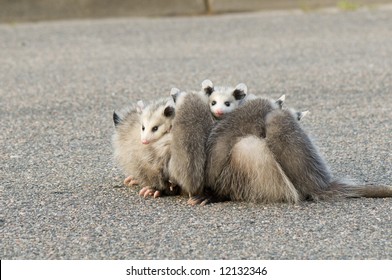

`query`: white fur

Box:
[170,87,181,96]
[298,110,309,120]
[201,79,214,90]
[139,99,173,145]
[231,136,300,203]
[277,94,285,103]
[136,100,145,113]
[200,80,250,119]
[209,88,240,118]
[235,83,248,94]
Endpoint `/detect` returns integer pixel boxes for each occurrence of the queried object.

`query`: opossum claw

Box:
[153,191,161,198]
[188,195,211,206]
[139,187,161,198]
[124,175,139,187]
[139,187,152,197]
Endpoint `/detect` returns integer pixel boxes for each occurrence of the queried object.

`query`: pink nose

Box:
[142,139,149,144]
[215,110,224,116]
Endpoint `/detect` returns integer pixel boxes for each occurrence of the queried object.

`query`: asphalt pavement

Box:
[1,7,391,259]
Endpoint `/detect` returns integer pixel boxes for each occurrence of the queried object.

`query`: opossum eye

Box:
[211,101,216,106]
[152,126,158,132]
[142,125,145,131]
[224,102,230,107]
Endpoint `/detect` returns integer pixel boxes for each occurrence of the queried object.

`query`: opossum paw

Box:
[188,192,229,205]
[199,199,211,206]
[124,176,139,187]
[188,195,211,206]
[139,187,161,198]
[139,187,154,198]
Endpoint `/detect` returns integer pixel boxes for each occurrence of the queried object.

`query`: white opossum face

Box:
[201,80,247,119]
[137,100,175,145]
[209,90,241,118]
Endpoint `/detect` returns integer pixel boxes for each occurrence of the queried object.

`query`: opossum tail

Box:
[326,180,392,198]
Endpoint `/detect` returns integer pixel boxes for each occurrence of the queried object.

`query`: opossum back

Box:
[208,135,299,203]
[206,98,277,186]
[112,107,143,176]
[170,93,214,195]
[265,109,331,200]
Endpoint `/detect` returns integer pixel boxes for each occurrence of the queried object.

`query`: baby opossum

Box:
[137,99,174,145]
[264,108,392,200]
[204,98,298,203]
[201,79,248,119]
[201,79,289,119]
[168,87,306,204]
[168,88,215,203]
[112,97,177,198]
[204,98,392,204]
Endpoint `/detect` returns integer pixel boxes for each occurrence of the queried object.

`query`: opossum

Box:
[112,97,178,198]
[168,89,306,204]
[203,98,392,204]
[201,79,289,119]
[292,109,309,121]
[243,92,309,119]
[137,99,175,145]
[168,88,215,203]
[204,98,298,204]
[264,108,392,200]
[201,79,248,119]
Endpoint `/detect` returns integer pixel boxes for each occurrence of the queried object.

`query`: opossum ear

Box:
[296,110,309,121]
[233,83,247,100]
[113,111,121,127]
[136,100,145,113]
[276,94,285,109]
[170,88,181,103]
[164,106,175,118]
[202,79,214,96]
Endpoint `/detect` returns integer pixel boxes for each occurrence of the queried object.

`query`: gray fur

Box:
[168,91,215,197]
[264,109,392,199]
[206,99,392,203]
[264,109,332,200]
[205,98,299,203]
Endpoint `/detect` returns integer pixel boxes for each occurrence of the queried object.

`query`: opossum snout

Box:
[215,109,224,116]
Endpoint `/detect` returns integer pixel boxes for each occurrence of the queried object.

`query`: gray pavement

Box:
[1,7,391,259]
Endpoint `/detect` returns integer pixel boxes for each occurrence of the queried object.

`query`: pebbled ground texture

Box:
[1,7,391,259]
